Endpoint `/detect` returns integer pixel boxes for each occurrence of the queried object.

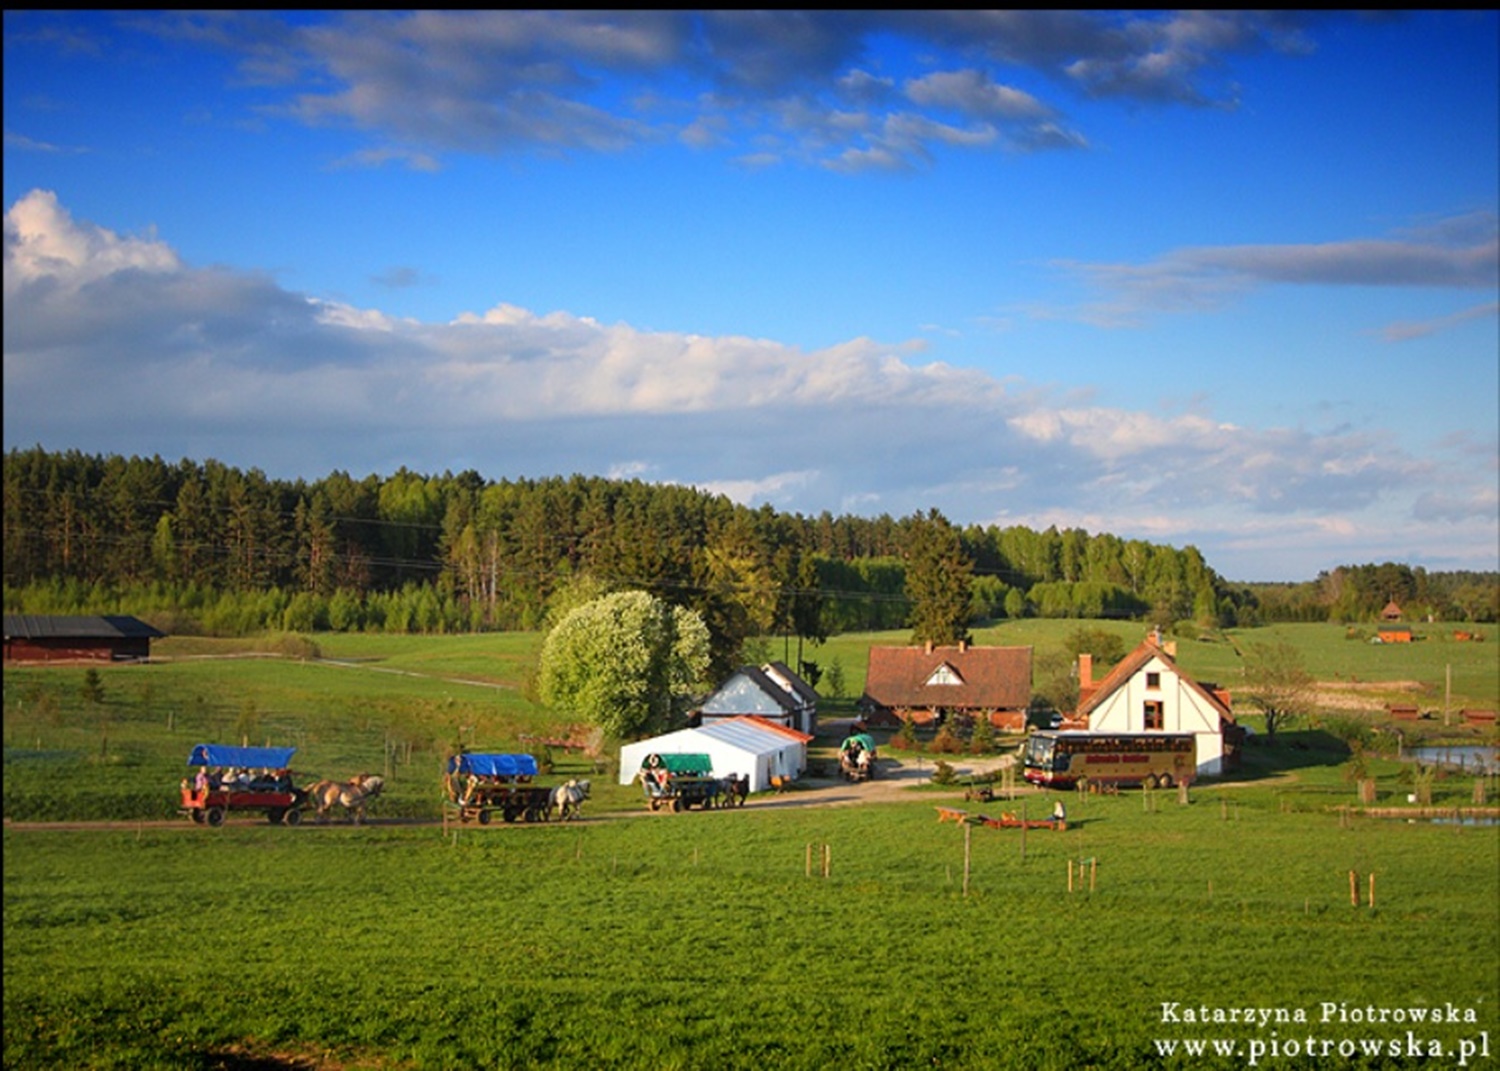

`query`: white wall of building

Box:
[1086,653,1226,776]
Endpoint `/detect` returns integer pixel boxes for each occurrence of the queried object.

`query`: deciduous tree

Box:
[537,590,710,740]
[1239,640,1313,741]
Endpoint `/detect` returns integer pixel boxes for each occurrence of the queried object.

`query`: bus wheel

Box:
[1159,773,1173,789]
[1144,774,1159,790]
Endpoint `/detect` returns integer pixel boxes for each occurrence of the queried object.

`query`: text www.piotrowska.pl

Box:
[1152,1031,1491,1066]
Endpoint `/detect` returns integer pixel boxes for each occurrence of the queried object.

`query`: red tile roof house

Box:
[859,642,1033,732]
[1074,635,1240,777]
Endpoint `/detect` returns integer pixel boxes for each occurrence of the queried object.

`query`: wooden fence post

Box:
[963,822,971,897]
[1349,869,1359,907]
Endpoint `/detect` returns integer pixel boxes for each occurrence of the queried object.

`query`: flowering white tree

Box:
[538,590,711,740]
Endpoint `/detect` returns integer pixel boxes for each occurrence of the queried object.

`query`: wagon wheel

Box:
[205,806,226,827]
[190,810,206,825]
[267,808,285,825]
[502,806,519,823]
[478,809,492,825]
[648,799,659,812]
[284,808,303,827]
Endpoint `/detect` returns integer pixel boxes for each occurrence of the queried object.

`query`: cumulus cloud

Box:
[5,190,1495,579]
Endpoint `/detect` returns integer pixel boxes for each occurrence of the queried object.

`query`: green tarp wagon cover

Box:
[642,752,714,776]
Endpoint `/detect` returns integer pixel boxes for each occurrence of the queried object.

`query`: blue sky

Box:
[4,10,1497,581]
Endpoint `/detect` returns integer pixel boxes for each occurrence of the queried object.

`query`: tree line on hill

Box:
[4,447,1494,668]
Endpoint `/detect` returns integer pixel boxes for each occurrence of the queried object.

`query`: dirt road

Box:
[3,753,1034,832]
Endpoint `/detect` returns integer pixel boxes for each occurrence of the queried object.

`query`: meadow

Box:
[3,622,1497,1068]
[5,791,1497,1070]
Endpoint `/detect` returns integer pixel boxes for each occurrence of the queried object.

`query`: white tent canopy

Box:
[618,717,808,794]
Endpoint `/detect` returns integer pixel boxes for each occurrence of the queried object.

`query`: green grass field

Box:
[5,793,1497,1069]
[3,623,1497,1068]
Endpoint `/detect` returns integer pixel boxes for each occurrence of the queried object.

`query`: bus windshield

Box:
[1024,735,1054,768]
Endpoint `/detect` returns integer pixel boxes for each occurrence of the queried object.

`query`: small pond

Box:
[1403,745,1498,775]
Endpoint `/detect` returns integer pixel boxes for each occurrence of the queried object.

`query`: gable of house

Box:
[698,662,818,734]
[1074,637,1234,776]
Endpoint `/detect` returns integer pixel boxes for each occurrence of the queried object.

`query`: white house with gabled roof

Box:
[1074,634,1240,777]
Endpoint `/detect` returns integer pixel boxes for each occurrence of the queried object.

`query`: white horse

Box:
[550,778,591,820]
[308,773,385,824]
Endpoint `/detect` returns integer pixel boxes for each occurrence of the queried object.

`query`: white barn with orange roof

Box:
[618,715,813,794]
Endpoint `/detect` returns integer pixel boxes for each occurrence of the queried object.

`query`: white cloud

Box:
[3,189,179,289]
[5,190,1495,579]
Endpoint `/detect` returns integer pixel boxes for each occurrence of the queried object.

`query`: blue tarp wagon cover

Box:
[188,744,296,768]
[447,753,539,778]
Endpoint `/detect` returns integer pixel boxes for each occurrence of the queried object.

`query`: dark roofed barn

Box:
[3,615,165,664]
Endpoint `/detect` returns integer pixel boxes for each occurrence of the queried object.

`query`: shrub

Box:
[930,759,957,785]
[931,724,965,754]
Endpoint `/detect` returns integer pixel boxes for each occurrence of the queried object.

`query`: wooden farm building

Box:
[3,614,165,663]
[1073,634,1240,777]
[696,661,819,735]
[859,642,1032,731]
[1376,624,1414,644]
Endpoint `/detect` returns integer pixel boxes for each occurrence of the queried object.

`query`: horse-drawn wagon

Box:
[444,752,552,824]
[639,752,725,811]
[180,743,306,827]
[838,732,877,782]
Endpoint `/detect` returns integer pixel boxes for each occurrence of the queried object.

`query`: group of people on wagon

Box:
[189,767,292,795]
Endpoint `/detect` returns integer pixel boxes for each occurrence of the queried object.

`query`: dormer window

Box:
[926,663,964,686]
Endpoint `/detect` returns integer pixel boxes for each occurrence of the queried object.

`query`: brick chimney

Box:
[924,640,934,654]
[958,639,968,653]
[1078,653,1093,689]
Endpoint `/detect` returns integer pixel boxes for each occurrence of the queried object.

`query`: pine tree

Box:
[903,509,973,647]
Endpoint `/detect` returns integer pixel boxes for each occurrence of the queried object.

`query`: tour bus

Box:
[1024,731,1196,789]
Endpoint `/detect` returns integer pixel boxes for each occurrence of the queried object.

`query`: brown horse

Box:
[307,773,385,824]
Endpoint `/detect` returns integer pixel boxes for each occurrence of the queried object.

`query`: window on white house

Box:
[1145,672,1161,690]
[1144,701,1164,730]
